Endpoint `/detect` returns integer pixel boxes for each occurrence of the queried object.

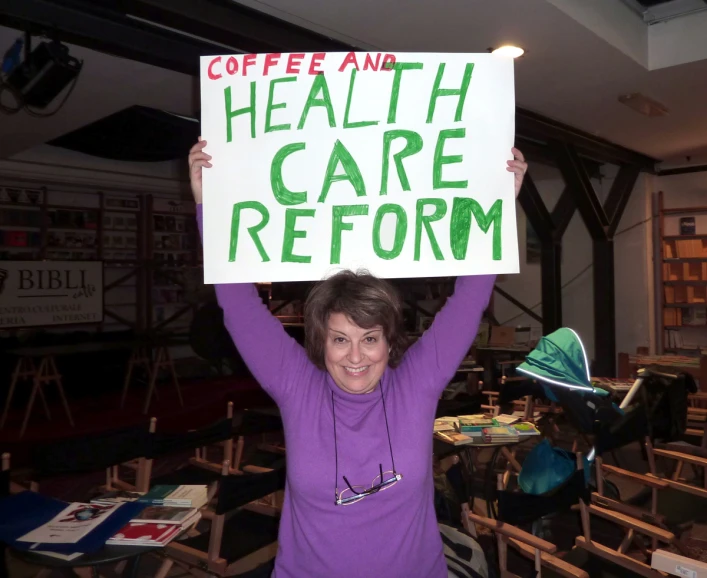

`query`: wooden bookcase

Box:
[0,184,202,335]
[657,191,707,354]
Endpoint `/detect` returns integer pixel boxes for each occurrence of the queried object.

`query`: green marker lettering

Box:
[282,208,316,263]
[229,201,270,262]
[450,198,503,260]
[319,140,366,203]
[414,198,447,261]
[331,205,369,264]
[343,68,378,129]
[298,74,336,130]
[433,128,468,190]
[380,130,423,195]
[372,204,407,260]
[225,82,256,141]
[426,63,474,123]
[271,142,307,206]
[387,62,423,124]
[265,77,297,133]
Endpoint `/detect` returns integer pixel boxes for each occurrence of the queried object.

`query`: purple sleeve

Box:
[196,205,313,404]
[401,274,495,394]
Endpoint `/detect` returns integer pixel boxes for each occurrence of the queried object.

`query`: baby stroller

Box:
[470,328,689,578]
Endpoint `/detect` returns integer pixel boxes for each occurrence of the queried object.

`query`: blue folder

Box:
[0,491,145,554]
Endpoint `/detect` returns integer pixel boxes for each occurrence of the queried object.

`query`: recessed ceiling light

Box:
[491,45,525,58]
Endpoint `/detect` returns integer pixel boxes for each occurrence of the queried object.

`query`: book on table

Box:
[107,512,202,547]
[434,431,478,446]
[511,422,541,436]
[481,426,519,444]
[90,490,145,506]
[137,485,208,509]
[16,503,124,545]
[132,505,200,525]
[458,414,497,433]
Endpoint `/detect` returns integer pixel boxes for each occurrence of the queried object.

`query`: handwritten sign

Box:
[0,261,103,328]
[200,51,518,283]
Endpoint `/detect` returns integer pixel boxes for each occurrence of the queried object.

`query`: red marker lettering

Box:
[225,56,239,75]
[309,53,326,75]
[207,56,222,80]
[263,53,281,75]
[338,52,360,72]
[363,53,381,71]
[286,53,305,74]
[381,54,396,71]
[242,54,257,75]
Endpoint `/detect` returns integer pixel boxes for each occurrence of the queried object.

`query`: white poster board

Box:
[200,51,518,284]
[0,261,103,328]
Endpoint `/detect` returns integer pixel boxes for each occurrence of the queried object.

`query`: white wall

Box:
[494,162,655,367]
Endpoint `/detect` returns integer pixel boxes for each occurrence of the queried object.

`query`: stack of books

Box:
[511,422,541,436]
[458,414,497,434]
[90,485,207,547]
[107,506,201,547]
[481,426,519,444]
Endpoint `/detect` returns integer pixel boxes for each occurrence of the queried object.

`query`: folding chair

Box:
[26,418,155,495]
[233,408,285,474]
[154,462,285,578]
[188,402,236,474]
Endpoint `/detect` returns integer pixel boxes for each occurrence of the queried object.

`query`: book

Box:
[106,514,201,547]
[512,422,541,436]
[481,426,519,444]
[434,431,477,446]
[137,485,208,509]
[680,217,696,236]
[17,503,123,545]
[131,506,199,525]
[90,490,144,506]
[458,414,497,432]
[494,414,520,425]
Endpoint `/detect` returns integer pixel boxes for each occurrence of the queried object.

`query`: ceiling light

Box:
[618,93,669,117]
[491,45,525,58]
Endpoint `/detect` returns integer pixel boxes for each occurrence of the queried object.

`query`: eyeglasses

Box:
[331,385,402,506]
[336,464,403,506]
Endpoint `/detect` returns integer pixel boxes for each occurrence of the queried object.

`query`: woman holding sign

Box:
[189,138,526,578]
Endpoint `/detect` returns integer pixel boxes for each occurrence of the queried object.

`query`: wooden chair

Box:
[25,418,155,495]
[468,461,591,578]
[154,461,284,578]
[188,402,235,475]
[233,408,285,474]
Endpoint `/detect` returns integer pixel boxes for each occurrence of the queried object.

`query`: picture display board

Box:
[200,51,518,283]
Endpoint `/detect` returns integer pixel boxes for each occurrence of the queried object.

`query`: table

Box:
[12,544,155,578]
[1,337,186,437]
[434,436,527,518]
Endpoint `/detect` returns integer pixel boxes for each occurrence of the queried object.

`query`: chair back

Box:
[236,409,283,437]
[216,467,286,515]
[498,467,589,526]
[149,417,232,459]
[30,424,152,478]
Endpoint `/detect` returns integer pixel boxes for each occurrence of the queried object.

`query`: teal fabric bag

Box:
[518,438,578,495]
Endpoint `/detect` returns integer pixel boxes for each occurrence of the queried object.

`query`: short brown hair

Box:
[304,270,409,370]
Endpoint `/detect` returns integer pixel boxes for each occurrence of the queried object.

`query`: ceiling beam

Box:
[3,0,660,173]
[605,165,640,237]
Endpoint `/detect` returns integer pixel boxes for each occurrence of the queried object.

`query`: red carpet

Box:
[0,375,274,467]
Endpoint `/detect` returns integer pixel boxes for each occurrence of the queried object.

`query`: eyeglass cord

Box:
[332,380,397,499]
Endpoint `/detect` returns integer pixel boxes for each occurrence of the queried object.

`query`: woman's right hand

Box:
[188,138,212,204]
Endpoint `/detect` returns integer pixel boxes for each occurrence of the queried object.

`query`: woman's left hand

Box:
[507,147,528,198]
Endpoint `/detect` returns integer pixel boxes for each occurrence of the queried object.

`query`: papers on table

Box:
[18,502,123,545]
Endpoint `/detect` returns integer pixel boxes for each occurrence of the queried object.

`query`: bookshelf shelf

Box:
[657,191,707,353]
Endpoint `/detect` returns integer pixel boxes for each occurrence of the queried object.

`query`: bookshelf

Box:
[657,191,707,354]
[0,184,202,335]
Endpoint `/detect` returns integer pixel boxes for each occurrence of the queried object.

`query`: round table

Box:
[12,543,158,577]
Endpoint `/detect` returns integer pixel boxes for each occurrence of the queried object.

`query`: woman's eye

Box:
[333,337,346,344]
[365,336,377,343]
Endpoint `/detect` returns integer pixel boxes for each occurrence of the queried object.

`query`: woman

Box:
[189,139,527,578]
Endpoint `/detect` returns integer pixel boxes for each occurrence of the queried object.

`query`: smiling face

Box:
[324,312,389,395]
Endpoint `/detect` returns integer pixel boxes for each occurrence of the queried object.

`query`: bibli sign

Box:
[200,51,518,284]
[0,261,103,328]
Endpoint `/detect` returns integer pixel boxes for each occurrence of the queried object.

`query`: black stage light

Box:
[5,40,82,109]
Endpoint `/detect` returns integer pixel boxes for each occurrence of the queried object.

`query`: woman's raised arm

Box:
[190,140,314,404]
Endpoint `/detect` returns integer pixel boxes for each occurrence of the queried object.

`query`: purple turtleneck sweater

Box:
[197,205,495,578]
